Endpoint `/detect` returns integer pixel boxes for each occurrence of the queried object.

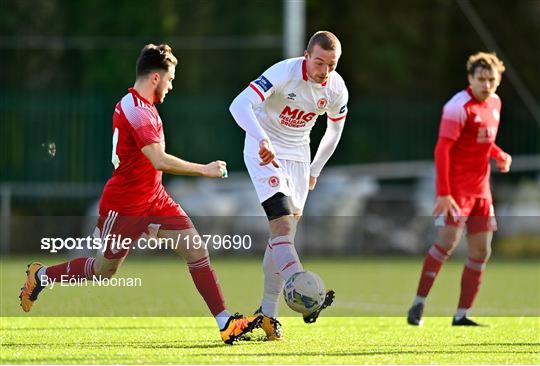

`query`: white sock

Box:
[36,266,48,285]
[454,308,468,319]
[413,296,426,306]
[269,235,303,282]
[215,310,232,330]
[261,240,284,318]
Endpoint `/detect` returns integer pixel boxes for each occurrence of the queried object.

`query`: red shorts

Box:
[437,196,497,234]
[95,193,193,259]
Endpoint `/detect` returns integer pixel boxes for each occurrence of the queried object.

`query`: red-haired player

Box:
[407,52,511,326]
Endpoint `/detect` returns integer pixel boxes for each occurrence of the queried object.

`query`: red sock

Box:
[45,257,95,281]
[416,244,449,297]
[188,257,226,316]
[458,257,486,309]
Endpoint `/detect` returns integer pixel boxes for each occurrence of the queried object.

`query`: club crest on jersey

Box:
[492,109,500,121]
[317,98,328,109]
[268,176,280,187]
[253,75,273,92]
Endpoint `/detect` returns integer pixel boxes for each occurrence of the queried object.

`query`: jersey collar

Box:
[128,87,153,106]
[302,59,328,87]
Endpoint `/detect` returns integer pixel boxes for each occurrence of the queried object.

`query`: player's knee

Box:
[438,230,461,253]
[269,216,294,237]
[470,245,491,261]
[93,264,118,279]
[441,241,459,255]
[94,268,117,279]
[184,242,209,263]
[262,193,292,221]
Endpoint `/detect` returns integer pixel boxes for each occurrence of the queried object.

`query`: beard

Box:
[308,71,328,84]
[154,87,167,104]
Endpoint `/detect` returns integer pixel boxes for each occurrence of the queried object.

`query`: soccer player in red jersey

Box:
[19,44,262,344]
[407,52,512,326]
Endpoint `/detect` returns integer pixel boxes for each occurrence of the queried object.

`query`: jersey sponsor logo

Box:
[279,105,316,128]
[476,127,497,143]
[253,75,273,92]
[287,92,296,100]
[317,98,328,109]
[268,176,280,187]
[339,104,347,114]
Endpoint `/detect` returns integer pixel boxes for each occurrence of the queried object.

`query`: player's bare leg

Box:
[93,252,126,279]
[453,231,492,326]
[159,228,262,344]
[408,225,463,325]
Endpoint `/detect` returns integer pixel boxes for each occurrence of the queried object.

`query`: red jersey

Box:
[437,87,502,198]
[99,88,166,213]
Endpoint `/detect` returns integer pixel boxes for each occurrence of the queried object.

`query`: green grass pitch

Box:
[1,256,539,364]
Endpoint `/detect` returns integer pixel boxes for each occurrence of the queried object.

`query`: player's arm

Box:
[229,91,277,168]
[490,144,512,173]
[230,64,287,168]
[229,88,279,168]
[433,101,466,220]
[309,117,346,190]
[229,86,269,145]
[141,143,227,178]
[433,137,461,220]
[309,88,349,190]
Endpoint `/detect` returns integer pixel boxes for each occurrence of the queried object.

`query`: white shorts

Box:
[244,155,310,215]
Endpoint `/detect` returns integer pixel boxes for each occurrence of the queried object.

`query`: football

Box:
[283,271,325,315]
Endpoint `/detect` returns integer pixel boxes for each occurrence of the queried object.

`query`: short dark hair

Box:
[136,44,178,79]
[306,31,341,54]
[466,52,505,75]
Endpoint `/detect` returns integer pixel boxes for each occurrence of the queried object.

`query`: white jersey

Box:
[245,57,349,162]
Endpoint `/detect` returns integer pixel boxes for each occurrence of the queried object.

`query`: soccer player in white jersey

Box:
[229,31,348,340]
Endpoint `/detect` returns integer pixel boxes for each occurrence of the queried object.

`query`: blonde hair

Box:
[466,52,505,75]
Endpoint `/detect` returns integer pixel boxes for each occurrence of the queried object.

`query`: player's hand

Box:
[309,176,317,191]
[259,139,280,168]
[496,153,512,173]
[433,195,461,222]
[202,160,228,178]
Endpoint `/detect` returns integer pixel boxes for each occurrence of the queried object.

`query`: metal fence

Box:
[1,92,538,183]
